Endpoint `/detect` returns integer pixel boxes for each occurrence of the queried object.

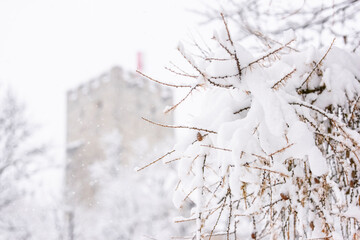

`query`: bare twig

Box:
[165,66,198,78]
[137,70,192,88]
[142,117,218,134]
[136,150,175,172]
[207,78,234,88]
[221,13,242,80]
[233,106,250,114]
[165,86,198,114]
[165,157,182,164]
[183,187,197,202]
[201,145,232,152]
[205,57,233,61]
[209,192,229,240]
[297,85,326,94]
[241,39,295,71]
[175,217,197,223]
[269,143,294,157]
[243,164,290,178]
[178,46,206,79]
[349,95,360,122]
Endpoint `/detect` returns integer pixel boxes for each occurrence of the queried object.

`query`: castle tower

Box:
[65,66,173,239]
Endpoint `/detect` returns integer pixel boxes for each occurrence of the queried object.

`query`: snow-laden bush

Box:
[139,16,360,240]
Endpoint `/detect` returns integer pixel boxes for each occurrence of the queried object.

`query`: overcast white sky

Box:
[0,0,209,159]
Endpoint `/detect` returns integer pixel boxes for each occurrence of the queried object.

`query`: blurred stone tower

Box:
[65,66,173,239]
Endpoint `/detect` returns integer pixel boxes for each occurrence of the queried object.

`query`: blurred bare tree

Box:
[200,0,360,51]
[0,90,41,206]
[0,89,61,239]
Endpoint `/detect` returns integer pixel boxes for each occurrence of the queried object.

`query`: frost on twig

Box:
[271,68,296,90]
[299,38,336,88]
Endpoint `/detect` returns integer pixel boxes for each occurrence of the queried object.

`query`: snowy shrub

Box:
[139,15,360,240]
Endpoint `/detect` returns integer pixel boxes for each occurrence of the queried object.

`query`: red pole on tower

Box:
[137,52,143,72]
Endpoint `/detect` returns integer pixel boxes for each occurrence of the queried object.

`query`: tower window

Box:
[96,101,103,109]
